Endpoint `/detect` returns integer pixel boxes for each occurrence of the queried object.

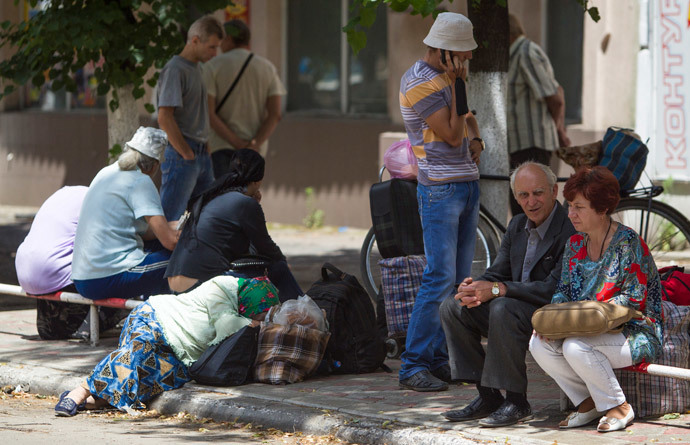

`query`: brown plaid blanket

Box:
[254,322,330,384]
[614,300,690,417]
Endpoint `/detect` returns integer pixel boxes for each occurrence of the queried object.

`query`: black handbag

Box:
[188,325,260,386]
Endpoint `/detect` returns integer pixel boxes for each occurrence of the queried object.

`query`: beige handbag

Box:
[532,300,643,340]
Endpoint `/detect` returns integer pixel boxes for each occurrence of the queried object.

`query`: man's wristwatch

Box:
[472,137,485,150]
[491,282,500,297]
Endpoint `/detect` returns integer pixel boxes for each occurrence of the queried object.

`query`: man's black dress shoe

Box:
[442,395,504,422]
[430,364,452,383]
[399,370,448,392]
[478,400,533,427]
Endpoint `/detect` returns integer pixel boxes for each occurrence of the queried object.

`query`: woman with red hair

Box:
[529,166,662,432]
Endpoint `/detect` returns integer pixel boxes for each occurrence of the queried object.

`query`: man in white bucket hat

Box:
[398,12,485,393]
[71,127,180,301]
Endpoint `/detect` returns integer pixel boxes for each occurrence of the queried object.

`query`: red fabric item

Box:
[659,266,690,306]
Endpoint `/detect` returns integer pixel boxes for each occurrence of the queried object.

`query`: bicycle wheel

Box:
[359,212,502,302]
[472,212,501,277]
[611,198,690,267]
[360,227,382,304]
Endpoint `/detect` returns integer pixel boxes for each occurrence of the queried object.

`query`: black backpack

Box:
[307,263,387,374]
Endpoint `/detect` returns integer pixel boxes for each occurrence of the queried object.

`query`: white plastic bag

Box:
[268,295,328,332]
[383,139,418,180]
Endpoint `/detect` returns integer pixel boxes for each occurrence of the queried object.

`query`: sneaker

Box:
[54,394,78,417]
[399,369,448,392]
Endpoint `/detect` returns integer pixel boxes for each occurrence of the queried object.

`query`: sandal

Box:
[559,408,602,428]
[597,406,634,432]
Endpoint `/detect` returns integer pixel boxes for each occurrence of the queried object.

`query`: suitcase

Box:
[379,255,426,358]
[369,178,424,259]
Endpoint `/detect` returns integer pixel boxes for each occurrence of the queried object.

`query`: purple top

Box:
[15,186,88,294]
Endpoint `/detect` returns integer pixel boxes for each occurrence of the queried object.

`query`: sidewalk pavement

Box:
[1,224,690,444]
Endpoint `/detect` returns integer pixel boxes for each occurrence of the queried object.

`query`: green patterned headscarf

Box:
[237,277,279,318]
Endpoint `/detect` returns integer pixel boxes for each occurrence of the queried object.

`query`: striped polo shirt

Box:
[507,36,560,154]
[399,60,478,186]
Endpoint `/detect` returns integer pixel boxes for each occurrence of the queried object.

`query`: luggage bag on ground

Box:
[307,263,387,374]
[379,255,426,358]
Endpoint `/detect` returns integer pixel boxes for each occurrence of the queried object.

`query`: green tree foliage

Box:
[0,0,229,112]
[344,0,599,54]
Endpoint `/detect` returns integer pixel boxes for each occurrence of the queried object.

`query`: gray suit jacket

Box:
[478,201,575,307]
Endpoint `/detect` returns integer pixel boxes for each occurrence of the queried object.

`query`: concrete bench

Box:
[0,283,142,346]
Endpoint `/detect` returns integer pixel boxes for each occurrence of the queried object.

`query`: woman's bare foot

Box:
[604,401,631,420]
[84,395,111,410]
[577,397,595,413]
[66,387,90,405]
[598,401,633,432]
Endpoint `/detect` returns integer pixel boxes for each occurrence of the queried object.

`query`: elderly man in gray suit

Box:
[440,162,575,428]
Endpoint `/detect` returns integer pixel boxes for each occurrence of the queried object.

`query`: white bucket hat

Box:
[125,127,168,161]
[423,12,477,52]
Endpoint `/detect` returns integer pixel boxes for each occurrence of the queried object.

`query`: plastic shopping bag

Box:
[384,139,418,180]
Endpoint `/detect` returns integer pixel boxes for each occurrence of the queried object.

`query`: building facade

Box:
[2,0,676,228]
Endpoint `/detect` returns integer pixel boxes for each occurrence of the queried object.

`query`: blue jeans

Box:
[160,138,215,221]
[399,180,480,380]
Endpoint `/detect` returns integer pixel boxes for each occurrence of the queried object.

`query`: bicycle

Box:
[360,170,505,302]
[360,172,690,302]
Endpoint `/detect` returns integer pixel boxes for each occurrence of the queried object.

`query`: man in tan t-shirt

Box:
[202,19,286,177]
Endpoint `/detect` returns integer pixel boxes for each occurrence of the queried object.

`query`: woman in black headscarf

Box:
[165,149,302,301]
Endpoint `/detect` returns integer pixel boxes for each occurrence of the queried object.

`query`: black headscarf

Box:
[185,148,265,233]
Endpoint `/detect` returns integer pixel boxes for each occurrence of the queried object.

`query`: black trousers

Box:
[440,295,539,393]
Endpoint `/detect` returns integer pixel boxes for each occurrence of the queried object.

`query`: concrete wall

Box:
[580,0,639,130]
[0,112,107,205]
[0,0,659,225]
[261,116,401,228]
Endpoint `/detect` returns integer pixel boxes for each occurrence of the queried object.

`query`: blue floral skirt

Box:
[85,302,190,411]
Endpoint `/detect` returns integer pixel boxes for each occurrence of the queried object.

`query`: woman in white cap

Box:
[71,127,180,300]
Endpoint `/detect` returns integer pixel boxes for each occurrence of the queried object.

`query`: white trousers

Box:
[529,332,633,411]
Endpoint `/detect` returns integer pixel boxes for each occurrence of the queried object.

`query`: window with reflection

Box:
[287,0,387,116]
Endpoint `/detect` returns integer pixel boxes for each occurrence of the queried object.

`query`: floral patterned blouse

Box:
[552,224,663,364]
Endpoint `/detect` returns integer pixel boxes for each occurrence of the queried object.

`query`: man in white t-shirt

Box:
[202,19,286,177]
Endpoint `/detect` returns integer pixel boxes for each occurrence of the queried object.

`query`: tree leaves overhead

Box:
[0,0,230,110]
[345,0,600,54]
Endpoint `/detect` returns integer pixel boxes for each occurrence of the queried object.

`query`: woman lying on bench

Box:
[54,275,278,416]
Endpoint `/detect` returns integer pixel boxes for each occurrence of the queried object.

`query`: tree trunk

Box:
[468,0,510,226]
[106,85,139,163]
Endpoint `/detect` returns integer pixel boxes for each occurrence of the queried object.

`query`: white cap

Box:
[423,12,477,52]
[125,127,168,161]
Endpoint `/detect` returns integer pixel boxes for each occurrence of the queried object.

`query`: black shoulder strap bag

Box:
[215,52,254,114]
